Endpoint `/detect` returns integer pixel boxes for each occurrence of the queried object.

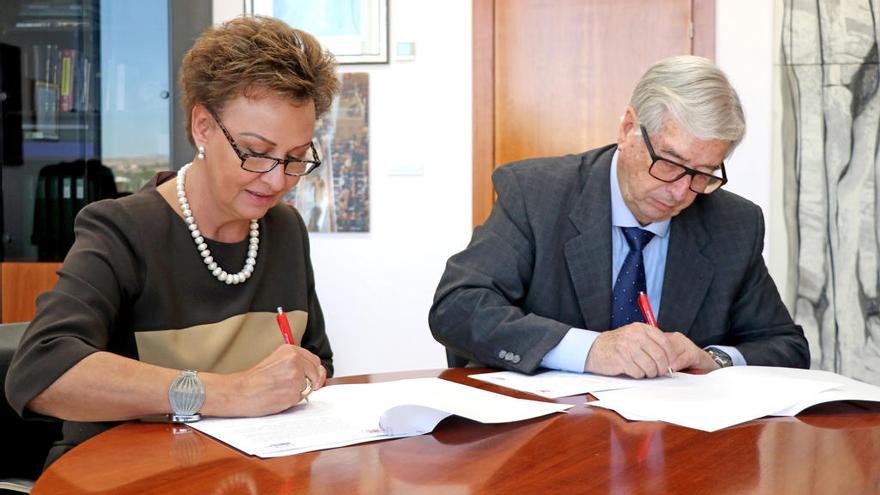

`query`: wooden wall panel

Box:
[473,0,715,228]
[494,0,692,166]
[692,0,716,59]
[473,0,496,229]
[1,262,61,323]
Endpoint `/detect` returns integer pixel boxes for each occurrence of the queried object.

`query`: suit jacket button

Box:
[498,350,507,359]
[511,355,521,364]
[505,351,514,361]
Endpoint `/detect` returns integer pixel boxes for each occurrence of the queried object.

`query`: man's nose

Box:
[668,174,693,200]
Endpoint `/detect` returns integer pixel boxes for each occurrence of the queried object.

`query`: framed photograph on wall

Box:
[283,72,370,232]
[252,0,389,64]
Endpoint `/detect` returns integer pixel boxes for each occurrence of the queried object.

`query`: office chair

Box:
[0,322,62,493]
[445,348,469,368]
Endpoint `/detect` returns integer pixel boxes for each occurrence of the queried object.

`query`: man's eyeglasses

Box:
[211,112,321,177]
[640,125,727,194]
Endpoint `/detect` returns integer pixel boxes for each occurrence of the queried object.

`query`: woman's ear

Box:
[191,104,214,146]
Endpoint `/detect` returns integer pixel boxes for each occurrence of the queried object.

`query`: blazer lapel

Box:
[565,148,615,331]
[658,202,714,335]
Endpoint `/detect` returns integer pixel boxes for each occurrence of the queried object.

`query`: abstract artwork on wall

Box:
[781,0,880,384]
[284,72,369,232]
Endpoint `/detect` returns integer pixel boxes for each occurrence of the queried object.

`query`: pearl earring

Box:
[197,145,206,160]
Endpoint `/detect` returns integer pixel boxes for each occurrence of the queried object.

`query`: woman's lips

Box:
[246,190,275,205]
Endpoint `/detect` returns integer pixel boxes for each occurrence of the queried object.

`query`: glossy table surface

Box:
[33,368,880,494]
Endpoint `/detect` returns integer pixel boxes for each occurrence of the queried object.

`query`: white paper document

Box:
[190,377,571,458]
[469,369,672,398]
[730,366,880,416]
[587,366,880,432]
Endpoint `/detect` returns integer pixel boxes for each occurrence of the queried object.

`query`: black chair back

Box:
[445,348,469,368]
[0,322,62,486]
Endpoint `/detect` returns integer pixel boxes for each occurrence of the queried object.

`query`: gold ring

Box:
[302,377,312,397]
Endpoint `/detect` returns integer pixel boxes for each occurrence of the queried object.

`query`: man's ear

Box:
[617,106,638,146]
[191,104,214,146]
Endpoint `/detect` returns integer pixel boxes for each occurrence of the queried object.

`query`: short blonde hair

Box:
[179,16,339,145]
[631,55,745,154]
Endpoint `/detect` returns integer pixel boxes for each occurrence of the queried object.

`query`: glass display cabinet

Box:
[0,0,199,323]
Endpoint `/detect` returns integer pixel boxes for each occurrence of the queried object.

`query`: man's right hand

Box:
[583,323,676,378]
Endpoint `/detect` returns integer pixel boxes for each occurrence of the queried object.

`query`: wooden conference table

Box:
[33,368,880,494]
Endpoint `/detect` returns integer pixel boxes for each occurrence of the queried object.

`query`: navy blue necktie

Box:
[611,227,655,328]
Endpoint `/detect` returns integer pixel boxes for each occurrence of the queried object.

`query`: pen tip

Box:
[277,306,283,314]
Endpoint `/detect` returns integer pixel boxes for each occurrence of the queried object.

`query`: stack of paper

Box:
[588,366,880,431]
[470,367,880,432]
[470,369,668,398]
[190,377,571,458]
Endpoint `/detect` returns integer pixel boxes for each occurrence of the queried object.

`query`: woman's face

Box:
[197,93,317,224]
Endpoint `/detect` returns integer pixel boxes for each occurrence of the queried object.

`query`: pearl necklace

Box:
[176,163,259,285]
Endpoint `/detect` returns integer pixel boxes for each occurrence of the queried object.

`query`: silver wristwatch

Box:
[706,347,733,368]
[168,370,205,423]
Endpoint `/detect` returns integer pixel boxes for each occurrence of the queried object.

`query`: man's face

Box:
[615,108,730,225]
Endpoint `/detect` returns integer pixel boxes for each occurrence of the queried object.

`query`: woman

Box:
[5,16,337,466]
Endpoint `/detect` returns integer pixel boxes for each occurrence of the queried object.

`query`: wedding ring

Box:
[301,377,313,397]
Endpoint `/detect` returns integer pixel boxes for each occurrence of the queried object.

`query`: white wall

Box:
[714,0,779,274]
[311,0,473,376]
[715,0,789,300]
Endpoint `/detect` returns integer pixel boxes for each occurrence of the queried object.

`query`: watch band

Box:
[706,347,733,368]
[168,370,205,423]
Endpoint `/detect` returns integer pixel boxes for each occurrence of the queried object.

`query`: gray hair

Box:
[630,55,745,154]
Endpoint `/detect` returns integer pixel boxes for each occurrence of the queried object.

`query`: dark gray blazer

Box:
[429,144,809,372]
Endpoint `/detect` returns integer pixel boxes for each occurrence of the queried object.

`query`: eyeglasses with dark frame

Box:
[210,112,322,177]
[640,125,727,194]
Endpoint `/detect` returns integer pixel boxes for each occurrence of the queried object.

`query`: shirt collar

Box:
[610,149,670,238]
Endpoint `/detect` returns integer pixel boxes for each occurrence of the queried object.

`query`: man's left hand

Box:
[667,332,719,371]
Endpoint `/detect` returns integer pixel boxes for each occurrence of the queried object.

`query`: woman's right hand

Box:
[203,345,326,417]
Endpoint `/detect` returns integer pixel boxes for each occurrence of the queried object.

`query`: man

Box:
[429,56,809,378]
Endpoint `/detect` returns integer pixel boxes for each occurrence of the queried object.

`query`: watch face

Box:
[169,370,205,416]
[708,348,732,367]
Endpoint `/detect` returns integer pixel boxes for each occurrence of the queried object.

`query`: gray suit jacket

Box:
[429,144,809,372]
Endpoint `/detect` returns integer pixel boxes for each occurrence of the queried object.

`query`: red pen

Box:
[277,307,310,403]
[276,307,295,345]
[637,292,672,377]
[637,292,657,326]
